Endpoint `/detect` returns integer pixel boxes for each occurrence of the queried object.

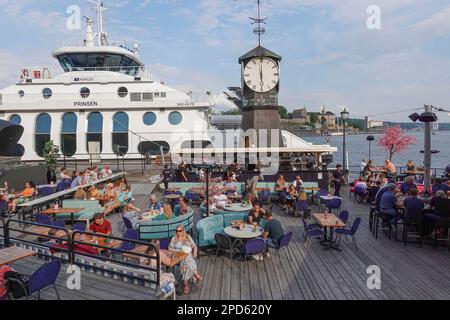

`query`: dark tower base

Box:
[241,106,283,148]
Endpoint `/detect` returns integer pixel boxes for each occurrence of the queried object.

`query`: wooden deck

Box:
[4,183,450,300]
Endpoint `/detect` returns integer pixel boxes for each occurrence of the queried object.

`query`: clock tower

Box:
[239,1,283,148]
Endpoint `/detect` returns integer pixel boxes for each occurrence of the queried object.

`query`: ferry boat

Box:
[0,0,335,165]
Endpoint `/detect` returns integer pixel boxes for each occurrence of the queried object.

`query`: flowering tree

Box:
[378,126,416,161]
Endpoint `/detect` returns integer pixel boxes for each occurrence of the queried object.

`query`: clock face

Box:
[243,57,280,93]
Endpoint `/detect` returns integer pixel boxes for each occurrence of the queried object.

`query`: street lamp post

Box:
[366,135,375,162]
[409,105,438,196]
[340,108,350,171]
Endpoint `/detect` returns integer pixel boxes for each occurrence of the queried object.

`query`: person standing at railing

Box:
[331,164,344,197]
[161,164,172,190]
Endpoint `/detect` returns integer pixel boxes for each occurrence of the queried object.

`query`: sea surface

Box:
[300,131,450,172]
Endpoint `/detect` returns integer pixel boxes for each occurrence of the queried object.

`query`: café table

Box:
[41,207,84,225]
[313,213,346,251]
[227,194,243,203]
[224,224,264,259]
[318,195,343,212]
[122,246,188,271]
[164,194,181,201]
[223,203,252,213]
[0,246,36,266]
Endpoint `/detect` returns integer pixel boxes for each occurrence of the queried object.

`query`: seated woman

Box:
[73,187,87,200]
[248,203,266,225]
[178,197,191,216]
[119,185,133,205]
[276,175,287,190]
[119,177,128,191]
[140,240,176,293]
[60,167,71,181]
[105,183,115,198]
[88,185,99,199]
[169,225,202,294]
[97,183,106,196]
[10,181,36,212]
[154,203,176,221]
[384,159,396,175]
[148,195,163,212]
[406,160,416,172]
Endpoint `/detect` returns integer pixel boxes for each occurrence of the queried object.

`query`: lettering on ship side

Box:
[74,101,98,107]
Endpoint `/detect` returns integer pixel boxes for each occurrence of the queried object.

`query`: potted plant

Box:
[43,140,60,184]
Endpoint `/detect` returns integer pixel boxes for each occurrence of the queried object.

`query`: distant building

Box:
[364,116,383,129]
[291,107,310,124]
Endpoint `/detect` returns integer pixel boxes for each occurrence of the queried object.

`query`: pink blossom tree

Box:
[378,125,416,161]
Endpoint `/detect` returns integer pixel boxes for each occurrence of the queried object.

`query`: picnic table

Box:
[0,246,36,266]
[313,213,346,251]
[41,208,84,225]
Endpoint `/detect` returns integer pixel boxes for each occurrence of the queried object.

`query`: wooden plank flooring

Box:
[2,182,450,300]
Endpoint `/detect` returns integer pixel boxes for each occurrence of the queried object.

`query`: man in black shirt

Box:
[161,165,171,190]
[332,164,344,197]
[260,211,284,259]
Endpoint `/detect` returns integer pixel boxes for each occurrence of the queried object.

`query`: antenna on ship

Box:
[249,0,267,46]
[88,0,108,46]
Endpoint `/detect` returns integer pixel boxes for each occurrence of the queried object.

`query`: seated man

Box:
[430,190,450,218]
[432,179,450,195]
[248,203,266,225]
[148,195,162,212]
[292,176,304,190]
[403,188,424,221]
[212,192,228,211]
[224,177,237,194]
[89,213,112,236]
[258,211,284,260]
[379,183,399,225]
[374,182,392,210]
[400,176,418,195]
[178,197,191,216]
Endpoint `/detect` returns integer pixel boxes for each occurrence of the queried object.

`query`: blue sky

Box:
[1,0,450,122]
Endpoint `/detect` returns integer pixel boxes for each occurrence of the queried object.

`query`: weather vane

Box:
[249,0,267,46]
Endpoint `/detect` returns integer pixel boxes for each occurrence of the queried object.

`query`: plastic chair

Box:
[242,238,266,261]
[159,238,170,250]
[268,232,293,257]
[0,200,8,217]
[294,199,310,218]
[7,260,62,300]
[112,229,139,257]
[338,210,349,225]
[214,233,233,262]
[56,182,65,192]
[335,218,362,250]
[258,190,270,206]
[301,218,324,248]
[39,187,53,197]
[122,216,133,233]
[326,198,342,214]
[72,222,86,232]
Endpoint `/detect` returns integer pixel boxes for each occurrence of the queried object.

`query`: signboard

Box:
[88,142,101,163]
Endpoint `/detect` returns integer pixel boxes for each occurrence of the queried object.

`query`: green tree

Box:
[310,113,318,124]
[278,106,289,119]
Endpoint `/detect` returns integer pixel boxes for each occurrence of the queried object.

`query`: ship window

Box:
[138,141,170,156]
[168,111,183,125]
[142,92,153,101]
[154,92,160,98]
[9,114,22,125]
[130,93,142,102]
[161,92,167,98]
[143,112,157,126]
[42,88,53,99]
[112,112,129,155]
[18,90,25,98]
[80,87,90,99]
[61,112,77,157]
[35,113,52,157]
[181,140,213,149]
[118,86,128,98]
[87,112,103,153]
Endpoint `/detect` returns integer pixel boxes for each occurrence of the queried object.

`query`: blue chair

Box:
[242,238,266,261]
[39,187,53,197]
[112,229,139,257]
[338,210,349,225]
[56,182,65,192]
[326,198,342,214]
[294,200,310,218]
[36,214,64,228]
[301,218,324,248]
[335,218,362,250]
[72,222,86,232]
[159,238,170,250]
[258,190,270,206]
[267,232,293,257]
[185,191,199,204]
[214,233,234,262]
[0,200,8,217]
[122,216,134,233]
[62,179,72,189]
[7,260,62,300]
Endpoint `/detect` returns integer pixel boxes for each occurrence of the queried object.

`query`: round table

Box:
[227,194,243,203]
[224,224,264,260]
[223,203,252,212]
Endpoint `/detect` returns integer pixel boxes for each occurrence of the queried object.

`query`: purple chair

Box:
[242,238,266,261]
[338,210,349,225]
[56,182,65,192]
[335,218,361,250]
[258,190,270,206]
[301,218,324,248]
[112,229,139,257]
[6,260,62,300]
[122,216,133,233]
[268,232,293,257]
[159,238,170,250]
[72,222,86,232]
[326,198,342,214]
[0,200,8,217]
[62,179,72,189]
[294,200,310,218]
[39,187,53,197]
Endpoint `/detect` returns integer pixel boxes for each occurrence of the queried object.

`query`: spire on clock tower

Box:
[250,0,267,47]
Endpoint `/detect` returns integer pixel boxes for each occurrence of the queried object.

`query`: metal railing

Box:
[1,218,161,289]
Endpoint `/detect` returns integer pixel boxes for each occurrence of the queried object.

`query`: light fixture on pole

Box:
[366,135,375,162]
[340,108,349,171]
[409,105,438,196]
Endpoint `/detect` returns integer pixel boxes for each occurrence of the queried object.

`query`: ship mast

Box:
[88,0,108,46]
